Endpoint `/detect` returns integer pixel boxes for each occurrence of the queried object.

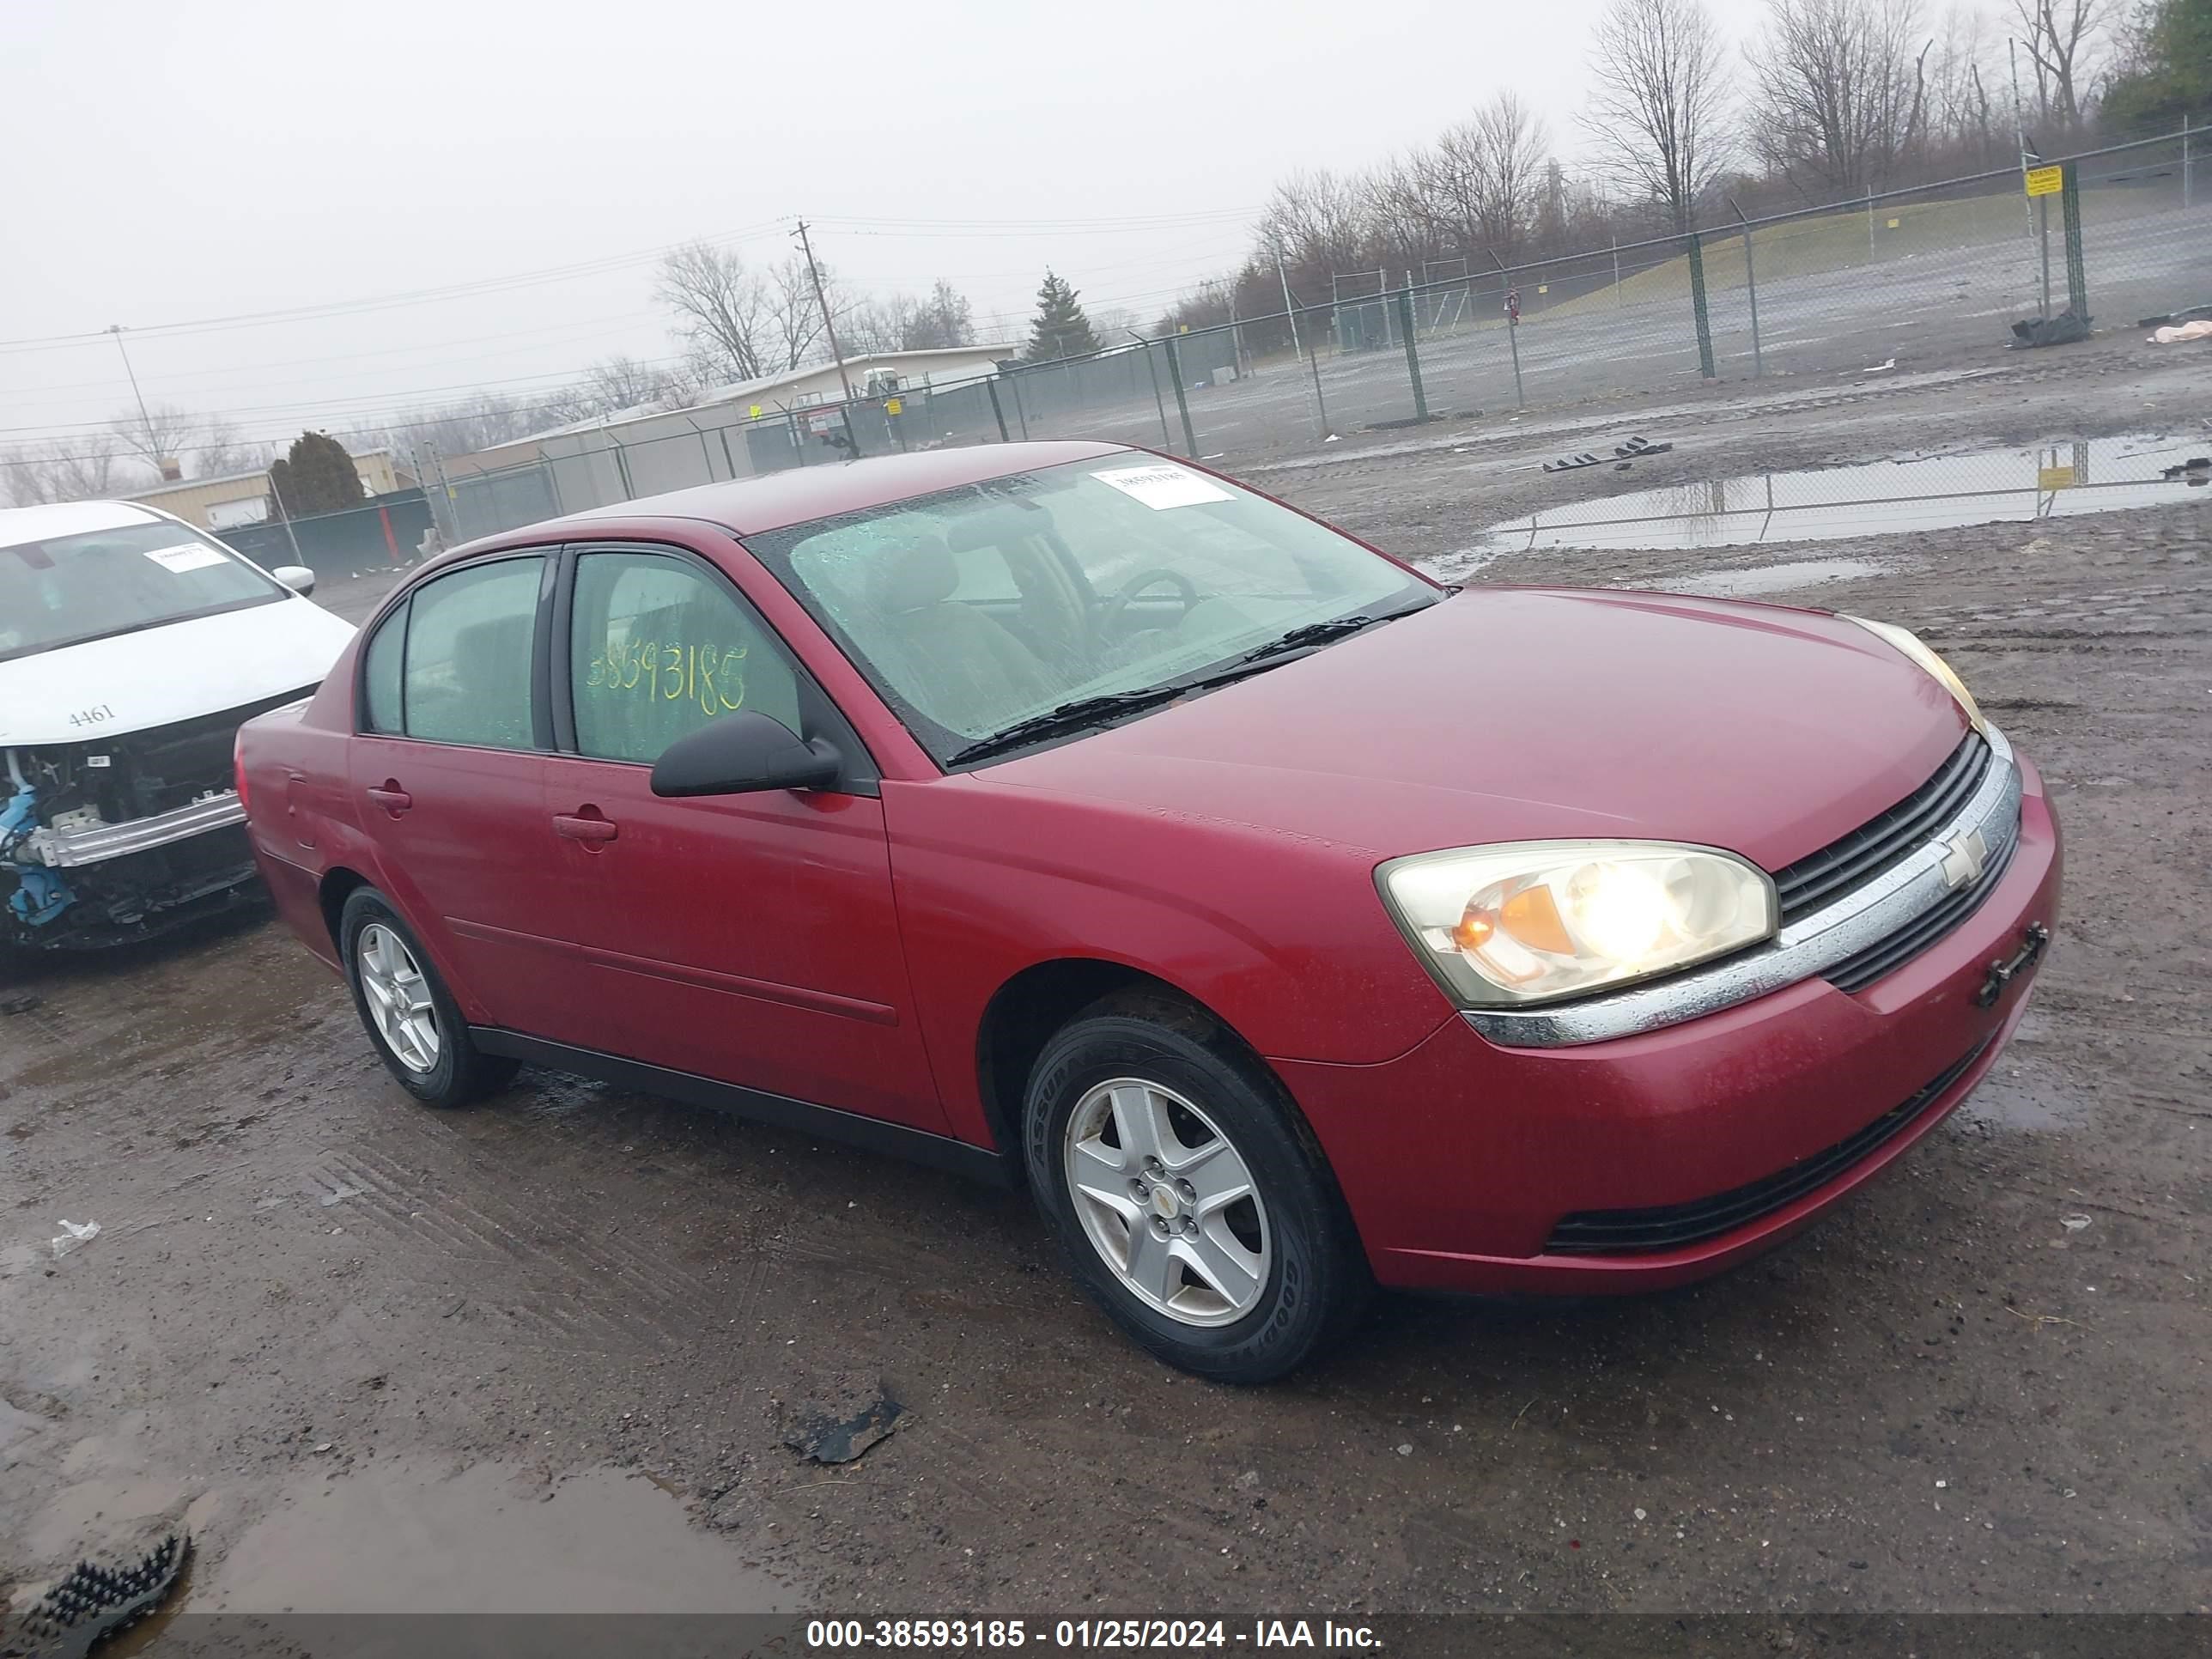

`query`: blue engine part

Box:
[2,781,76,927]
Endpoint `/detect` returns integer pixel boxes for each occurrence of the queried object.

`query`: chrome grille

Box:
[1771,733,1992,926]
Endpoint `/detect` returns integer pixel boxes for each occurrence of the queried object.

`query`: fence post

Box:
[2037,192,2053,317]
[1686,231,1717,379]
[1162,335,1199,457]
[1866,192,1876,260]
[2060,160,2089,321]
[1139,337,1173,448]
[1487,252,1525,407]
[1729,197,1762,378]
[2185,114,2194,210]
[1395,287,1429,421]
[987,378,1011,443]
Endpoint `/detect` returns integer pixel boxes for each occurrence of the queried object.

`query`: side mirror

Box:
[651,711,841,798]
[271,564,317,596]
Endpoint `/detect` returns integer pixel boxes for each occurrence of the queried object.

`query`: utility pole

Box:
[792,220,857,410]
[105,325,157,462]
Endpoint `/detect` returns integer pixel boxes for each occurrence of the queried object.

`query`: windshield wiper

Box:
[948,605,1431,767]
[1231,607,1413,667]
[947,686,1192,766]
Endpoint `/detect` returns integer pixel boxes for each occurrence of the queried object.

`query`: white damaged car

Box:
[1,501,356,950]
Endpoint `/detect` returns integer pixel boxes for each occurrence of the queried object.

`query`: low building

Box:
[445,345,1016,481]
[128,448,415,531]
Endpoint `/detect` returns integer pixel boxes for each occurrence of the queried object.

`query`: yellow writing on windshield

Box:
[585,634,749,717]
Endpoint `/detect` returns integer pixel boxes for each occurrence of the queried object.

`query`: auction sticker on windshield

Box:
[1091,464,1233,509]
[143,542,231,574]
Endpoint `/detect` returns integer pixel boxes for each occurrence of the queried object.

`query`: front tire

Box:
[338,888,516,1108]
[1023,994,1368,1382]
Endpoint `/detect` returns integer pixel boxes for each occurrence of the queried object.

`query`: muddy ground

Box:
[3,343,2209,1635]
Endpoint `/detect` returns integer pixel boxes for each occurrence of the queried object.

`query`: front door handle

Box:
[552,811,619,845]
[365,783,412,816]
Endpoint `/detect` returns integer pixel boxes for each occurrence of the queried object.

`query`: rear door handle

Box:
[552,811,618,845]
[365,783,412,816]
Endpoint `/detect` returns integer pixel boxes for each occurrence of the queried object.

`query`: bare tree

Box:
[908,279,975,349]
[191,418,269,478]
[106,402,201,476]
[768,254,845,372]
[1926,4,2001,161]
[654,241,768,384]
[1583,0,1733,230]
[2,440,133,506]
[1257,170,1369,278]
[1747,0,1928,197]
[2012,0,2114,129]
[583,354,678,411]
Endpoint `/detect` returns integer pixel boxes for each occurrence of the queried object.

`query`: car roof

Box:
[476,440,1134,548]
[0,500,169,545]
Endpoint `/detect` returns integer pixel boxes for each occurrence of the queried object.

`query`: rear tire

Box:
[339,888,516,1108]
[1022,992,1368,1382]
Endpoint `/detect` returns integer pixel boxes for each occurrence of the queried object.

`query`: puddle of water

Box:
[1476,434,2212,551]
[199,1457,787,1614]
[1957,1053,2090,1133]
[1662,557,1887,597]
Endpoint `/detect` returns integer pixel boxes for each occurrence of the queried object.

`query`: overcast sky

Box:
[3,0,1784,463]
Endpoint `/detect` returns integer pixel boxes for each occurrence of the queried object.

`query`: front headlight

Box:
[1376,842,1777,1007]
[1840,616,1986,733]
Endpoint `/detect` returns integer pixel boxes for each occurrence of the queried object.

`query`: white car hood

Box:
[0,598,356,747]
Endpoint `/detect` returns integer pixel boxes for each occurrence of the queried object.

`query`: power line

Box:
[0,220,794,352]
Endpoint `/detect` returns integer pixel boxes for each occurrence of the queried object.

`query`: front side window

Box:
[0,517,285,664]
[400,557,543,750]
[743,457,1437,763]
[569,549,801,764]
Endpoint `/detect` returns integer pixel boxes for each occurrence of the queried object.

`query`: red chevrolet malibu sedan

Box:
[238,442,2059,1381]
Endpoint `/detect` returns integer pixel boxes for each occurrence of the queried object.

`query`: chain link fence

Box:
[439,129,2211,543]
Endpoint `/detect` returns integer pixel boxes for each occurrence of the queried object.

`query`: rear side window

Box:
[400,558,544,750]
[360,599,406,734]
[569,549,801,764]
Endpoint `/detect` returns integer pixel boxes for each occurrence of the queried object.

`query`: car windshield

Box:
[744,457,1439,764]
[0,518,285,664]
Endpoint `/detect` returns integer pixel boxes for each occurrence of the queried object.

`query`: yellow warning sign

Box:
[2025,165,2063,198]
[2038,464,2077,490]
[1537,283,1549,294]
[1887,216,1900,228]
[749,404,763,419]
[885,397,903,416]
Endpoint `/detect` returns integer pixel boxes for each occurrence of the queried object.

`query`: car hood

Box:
[980,586,1972,872]
[0,597,356,747]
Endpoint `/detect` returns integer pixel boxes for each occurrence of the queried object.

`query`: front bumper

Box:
[1275,759,2061,1295]
[26,790,246,866]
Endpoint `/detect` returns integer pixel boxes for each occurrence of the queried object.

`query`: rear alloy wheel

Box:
[1024,994,1367,1382]
[339,888,516,1108]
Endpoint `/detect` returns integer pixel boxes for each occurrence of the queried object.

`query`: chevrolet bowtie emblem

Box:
[1938,828,1989,890]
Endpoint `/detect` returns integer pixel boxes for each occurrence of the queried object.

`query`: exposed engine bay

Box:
[2,687,313,948]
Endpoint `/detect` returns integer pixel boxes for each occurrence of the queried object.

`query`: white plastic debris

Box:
[50,1220,100,1258]
[2061,1213,2092,1231]
[1863,357,1897,373]
[1634,1507,1648,1522]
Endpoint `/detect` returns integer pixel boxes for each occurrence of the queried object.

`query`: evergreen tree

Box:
[2104,0,2212,131]
[1024,270,1100,362]
[268,431,366,519]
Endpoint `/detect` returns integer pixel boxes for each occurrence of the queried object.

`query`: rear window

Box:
[0,519,283,664]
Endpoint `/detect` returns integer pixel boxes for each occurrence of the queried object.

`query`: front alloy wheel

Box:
[1024,992,1368,1382]
[1064,1079,1272,1327]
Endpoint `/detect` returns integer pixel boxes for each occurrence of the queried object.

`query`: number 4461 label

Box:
[69,704,114,727]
